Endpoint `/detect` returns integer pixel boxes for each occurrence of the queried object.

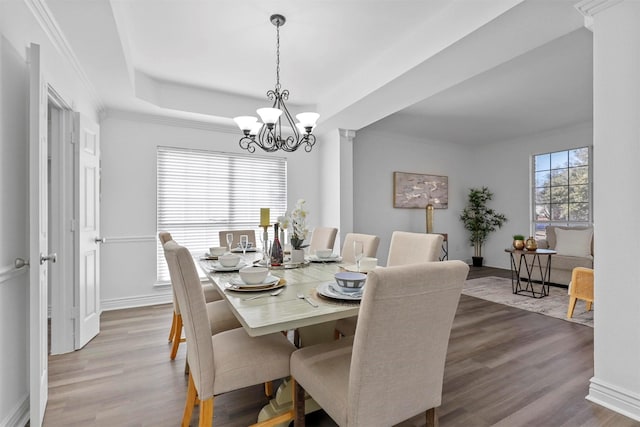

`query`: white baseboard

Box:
[587,377,640,422]
[101,292,173,311]
[0,393,29,427]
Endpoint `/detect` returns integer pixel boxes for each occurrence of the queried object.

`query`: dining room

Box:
[3,0,640,426]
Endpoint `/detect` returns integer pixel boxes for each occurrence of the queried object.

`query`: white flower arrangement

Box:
[285,199,309,250]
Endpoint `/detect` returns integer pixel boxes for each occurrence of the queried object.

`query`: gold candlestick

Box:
[426,204,434,233]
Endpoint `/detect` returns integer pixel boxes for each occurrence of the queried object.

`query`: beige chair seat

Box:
[211,328,294,395]
[291,336,354,425]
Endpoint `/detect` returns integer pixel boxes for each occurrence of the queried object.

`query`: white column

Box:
[576,0,640,420]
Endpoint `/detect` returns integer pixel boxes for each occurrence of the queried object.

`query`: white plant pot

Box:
[291,249,305,263]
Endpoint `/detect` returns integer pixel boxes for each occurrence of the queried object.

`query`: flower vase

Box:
[291,249,305,263]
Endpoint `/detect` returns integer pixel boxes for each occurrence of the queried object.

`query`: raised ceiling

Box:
[45,0,592,145]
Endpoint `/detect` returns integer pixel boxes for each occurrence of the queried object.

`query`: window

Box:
[532,147,592,239]
[157,146,287,282]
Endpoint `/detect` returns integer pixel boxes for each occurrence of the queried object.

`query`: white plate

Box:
[308,254,343,263]
[342,264,377,274]
[204,260,248,272]
[229,274,280,288]
[316,282,363,301]
[225,280,286,292]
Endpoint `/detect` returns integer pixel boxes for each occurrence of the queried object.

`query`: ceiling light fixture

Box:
[233,14,319,153]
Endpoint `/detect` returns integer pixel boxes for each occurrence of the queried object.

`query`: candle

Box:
[260,208,270,227]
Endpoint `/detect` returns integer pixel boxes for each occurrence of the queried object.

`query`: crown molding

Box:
[104,109,239,134]
[575,0,624,30]
[23,0,105,114]
[339,129,357,141]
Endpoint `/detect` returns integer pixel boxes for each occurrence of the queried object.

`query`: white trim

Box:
[104,235,156,244]
[0,393,29,427]
[575,0,623,17]
[0,263,28,286]
[101,292,173,311]
[587,377,640,422]
[104,109,238,134]
[23,0,105,113]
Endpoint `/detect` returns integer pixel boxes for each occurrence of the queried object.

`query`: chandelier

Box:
[233,14,319,153]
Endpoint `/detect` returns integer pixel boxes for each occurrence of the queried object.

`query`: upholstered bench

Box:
[530,225,593,287]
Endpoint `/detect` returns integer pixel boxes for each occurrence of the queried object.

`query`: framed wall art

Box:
[393,171,448,209]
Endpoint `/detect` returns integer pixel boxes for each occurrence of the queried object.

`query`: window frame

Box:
[530,146,593,239]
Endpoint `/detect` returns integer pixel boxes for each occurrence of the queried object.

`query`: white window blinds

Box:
[157,146,287,281]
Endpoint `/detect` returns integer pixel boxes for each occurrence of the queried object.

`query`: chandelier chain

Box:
[275,19,281,91]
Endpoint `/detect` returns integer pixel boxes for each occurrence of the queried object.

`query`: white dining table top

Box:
[199,255,361,337]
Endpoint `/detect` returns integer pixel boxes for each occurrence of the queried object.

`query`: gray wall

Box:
[353,120,592,269]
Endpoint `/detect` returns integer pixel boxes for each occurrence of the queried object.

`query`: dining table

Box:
[198,251,363,424]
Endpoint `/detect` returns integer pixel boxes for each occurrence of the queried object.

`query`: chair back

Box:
[348,260,468,426]
[159,232,181,314]
[386,231,443,266]
[341,233,380,264]
[163,240,216,399]
[159,231,173,245]
[218,230,257,250]
[308,227,338,254]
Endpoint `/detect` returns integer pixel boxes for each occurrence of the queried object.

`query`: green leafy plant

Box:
[513,234,525,241]
[460,187,508,258]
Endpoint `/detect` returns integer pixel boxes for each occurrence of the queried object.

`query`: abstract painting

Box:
[393,172,448,208]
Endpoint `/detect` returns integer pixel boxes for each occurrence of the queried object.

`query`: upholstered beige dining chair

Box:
[308,227,338,254]
[291,260,469,427]
[335,231,444,338]
[386,231,444,266]
[567,267,594,319]
[163,240,296,427]
[159,232,239,360]
[218,229,257,251]
[340,233,380,264]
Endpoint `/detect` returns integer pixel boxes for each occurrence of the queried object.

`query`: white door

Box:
[74,113,102,348]
[28,42,51,427]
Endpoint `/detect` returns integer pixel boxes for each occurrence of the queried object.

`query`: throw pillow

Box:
[554,228,593,257]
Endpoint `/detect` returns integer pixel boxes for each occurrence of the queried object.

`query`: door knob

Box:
[14,258,30,269]
[40,253,57,265]
[95,237,106,244]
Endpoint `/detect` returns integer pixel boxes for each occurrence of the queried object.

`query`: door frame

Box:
[48,88,75,355]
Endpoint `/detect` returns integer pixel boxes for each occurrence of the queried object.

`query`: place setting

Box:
[224,266,286,292]
[316,271,366,302]
[202,253,249,272]
[341,256,378,274]
[307,248,343,263]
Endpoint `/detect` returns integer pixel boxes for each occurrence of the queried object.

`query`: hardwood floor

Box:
[43,267,638,427]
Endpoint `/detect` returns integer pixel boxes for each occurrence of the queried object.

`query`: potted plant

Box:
[460,187,507,267]
[513,234,525,250]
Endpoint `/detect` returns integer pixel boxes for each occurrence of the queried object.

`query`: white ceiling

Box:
[45,0,593,146]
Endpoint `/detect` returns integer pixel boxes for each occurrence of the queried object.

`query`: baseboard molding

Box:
[587,377,640,422]
[0,393,29,427]
[101,292,172,311]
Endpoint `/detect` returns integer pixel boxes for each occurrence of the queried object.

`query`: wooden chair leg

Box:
[171,314,183,360]
[264,381,273,398]
[567,296,577,319]
[426,407,438,427]
[586,301,593,311]
[333,329,341,340]
[169,311,177,342]
[294,329,300,347]
[182,373,198,427]
[198,397,213,427]
[293,377,306,426]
